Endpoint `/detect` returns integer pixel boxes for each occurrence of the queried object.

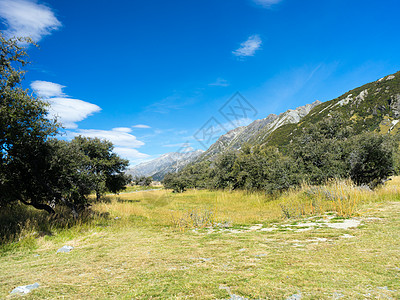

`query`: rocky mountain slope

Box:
[127,150,204,181]
[200,100,321,160]
[264,71,400,147]
[129,70,400,180]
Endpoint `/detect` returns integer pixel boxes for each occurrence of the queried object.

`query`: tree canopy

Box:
[0,34,131,216]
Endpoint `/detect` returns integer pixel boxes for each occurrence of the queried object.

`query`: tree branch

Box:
[19,199,55,214]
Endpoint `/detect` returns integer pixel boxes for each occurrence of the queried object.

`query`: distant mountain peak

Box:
[126,150,204,181]
[199,99,322,161]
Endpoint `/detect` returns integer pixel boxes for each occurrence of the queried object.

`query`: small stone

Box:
[10,283,40,294]
[286,292,302,300]
[255,253,267,258]
[341,234,355,239]
[229,295,248,300]
[57,245,74,253]
[260,227,277,232]
[333,292,344,299]
[114,217,120,220]
[199,257,212,262]
[387,75,395,80]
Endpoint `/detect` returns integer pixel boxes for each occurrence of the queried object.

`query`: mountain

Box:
[127,150,204,181]
[129,100,321,180]
[263,71,400,147]
[200,100,322,160]
[130,71,400,180]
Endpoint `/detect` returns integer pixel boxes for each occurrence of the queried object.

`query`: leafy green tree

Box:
[133,176,153,186]
[162,172,188,193]
[289,114,352,184]
[210,151,238,190]
[0,34,58,213]
[348,132,394,187]
[232,145,299,193]
[71,136,131,201]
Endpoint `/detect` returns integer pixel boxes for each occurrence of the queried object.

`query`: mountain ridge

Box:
[129,70,400,180]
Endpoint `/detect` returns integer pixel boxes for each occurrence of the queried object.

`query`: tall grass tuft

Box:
[171,209,215,231]
[0,203,108,254]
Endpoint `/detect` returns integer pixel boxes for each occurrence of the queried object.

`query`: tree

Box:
[289,114,352,184]
[210,151,238,190]
[162,172,188,193]
[133,176,153,186]
[348,133,394,187]
[0,34,59,213]
[232,145,299,193]
[71,136,131,201]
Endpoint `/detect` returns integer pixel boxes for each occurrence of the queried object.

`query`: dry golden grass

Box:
[1,178,400,299]
[94,177,400,229]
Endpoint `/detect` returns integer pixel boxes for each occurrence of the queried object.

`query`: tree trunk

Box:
[19,199,56,214]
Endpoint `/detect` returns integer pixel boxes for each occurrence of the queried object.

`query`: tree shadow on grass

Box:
[0,203,108,253]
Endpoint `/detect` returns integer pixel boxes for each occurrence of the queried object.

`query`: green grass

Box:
[117,185,162,193]
[1,179,400,298]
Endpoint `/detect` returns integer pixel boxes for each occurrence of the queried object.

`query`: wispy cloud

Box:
[0,0,61,42]
[113,147,150,160]
[132,124,151,129]
[47,98,101,129]
[112,127,133,133]
[209,78,230,87]
[31,80,65,98]
[71,128,144,148]
[31,80,101,129]
[233,35,262,58]
[69,128,149,164]
[253,0,283,8]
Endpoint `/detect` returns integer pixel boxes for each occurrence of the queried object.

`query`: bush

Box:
[348,133,394,188]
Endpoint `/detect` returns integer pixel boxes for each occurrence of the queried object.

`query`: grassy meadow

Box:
[1,178,400,299]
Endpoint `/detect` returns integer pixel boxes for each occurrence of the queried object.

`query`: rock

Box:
[390,94,400,117]
[325,219,361,229]
[57,245,74,253]
[190,257,212,262]
[228,295,248,300]
[248,224,263,231]
[341,234,355,239]
[386,75,395,80]
[255,253,267,258]
[333,292,344,299]
[10,283,40,294]
[286,292,302,300]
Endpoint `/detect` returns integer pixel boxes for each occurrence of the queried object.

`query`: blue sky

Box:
[1,0,400,165]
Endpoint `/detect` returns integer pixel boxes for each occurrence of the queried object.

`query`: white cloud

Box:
[47,98,101,129]
[113,147,150,160]
[31,80,65,98]
[253,0,283,8]
[70,128,149,165]
[132,124,151,129]
[72,128,145,148]
[232,35,262,57]
[113,127,132,133]
[209,78,230,87]
[0,0,61,42]
[31,80,101,129]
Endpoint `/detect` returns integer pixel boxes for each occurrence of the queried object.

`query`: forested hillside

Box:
[163,72,400,193]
